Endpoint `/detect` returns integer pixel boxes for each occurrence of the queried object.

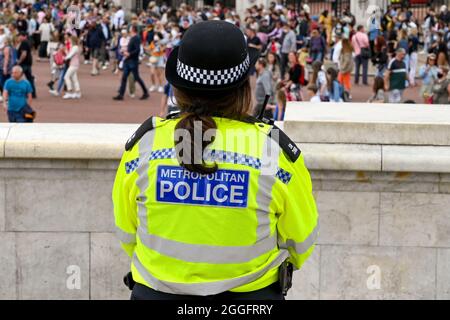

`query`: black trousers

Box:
[130,282,284,300]
[21,65,36,98]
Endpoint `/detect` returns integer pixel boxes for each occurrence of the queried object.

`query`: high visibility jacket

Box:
[112,116,319,296]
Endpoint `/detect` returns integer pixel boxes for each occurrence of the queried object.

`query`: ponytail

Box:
[173,79,252,174]
[175,109,218,174]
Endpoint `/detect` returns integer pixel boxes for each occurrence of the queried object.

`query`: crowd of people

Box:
[1,1,450,122]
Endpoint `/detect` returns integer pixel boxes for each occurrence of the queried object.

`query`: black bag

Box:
[355,36,371,59]
[22,104,36,122]
[360,47,371,59]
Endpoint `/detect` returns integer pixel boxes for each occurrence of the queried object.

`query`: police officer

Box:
[113,21,319,300]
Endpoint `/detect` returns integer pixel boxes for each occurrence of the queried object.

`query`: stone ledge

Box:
[3,123,138,160]
[284,103,450,146]
[300,143,381,171]
[0,121,449,173]
[383,146,450,173]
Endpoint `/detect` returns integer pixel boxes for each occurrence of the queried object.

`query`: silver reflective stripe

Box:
[115,226,136,244]
[255,133,281,241]
[137,228,277,264]
[278,222,319,255]
[132,249,289,296]
[136,118,157,234]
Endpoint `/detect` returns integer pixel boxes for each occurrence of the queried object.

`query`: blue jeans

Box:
[7,110,26,122]
[354,54,369,85]
[311,51,323,62]
[57,65,68,93]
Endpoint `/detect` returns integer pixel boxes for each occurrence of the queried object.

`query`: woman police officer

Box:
[112,21,319,300]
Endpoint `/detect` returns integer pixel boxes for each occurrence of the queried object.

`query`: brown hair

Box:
[374,35,386,53]
[341,38,353,54]
[173,79,252,174]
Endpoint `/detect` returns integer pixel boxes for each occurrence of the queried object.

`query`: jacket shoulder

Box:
[125,116,170,151]
[244,116,301,163]
[268,123,301,163]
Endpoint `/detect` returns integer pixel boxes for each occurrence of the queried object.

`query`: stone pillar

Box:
[351,0,389,26]
[116,0,134,11]
[236,0,270,17]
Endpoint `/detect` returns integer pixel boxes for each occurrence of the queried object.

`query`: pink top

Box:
[351,31,369,56]
[65,45,80,68]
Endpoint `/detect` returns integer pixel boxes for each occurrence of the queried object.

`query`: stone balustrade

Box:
[0,102,449,299]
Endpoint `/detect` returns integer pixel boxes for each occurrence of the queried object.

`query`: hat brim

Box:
[165,46,260,92]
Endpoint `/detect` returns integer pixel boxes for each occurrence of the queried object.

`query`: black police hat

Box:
[165,20,260,92]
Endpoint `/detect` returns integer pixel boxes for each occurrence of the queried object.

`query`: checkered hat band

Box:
[176,54,250,86]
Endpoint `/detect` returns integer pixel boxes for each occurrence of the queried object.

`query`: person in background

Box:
[37,17,54,61]
[29,12,39,51]
[2,65,32,122]
[397,29,410,76]
[367,76,386,103]
[266,51,281,91]
[48,42,65,93]
[352,25,370,86]
[17,31,36,99]
[432,65,450,104]
[254,57,274,118]
[310,60,327,98]
[100,16,112,70]
[16,11,28,34]
[419,53,439,104]
[385,48,407,103]
[408,28,419,87]
[332,32,343,67]
[309,29,326,63]
[273,82,287,120]
[0,37,14,99]
[113,24,149,101]
[147,31,166,93]
[338,37,354,96]
[367,8,381,55]
[63,36,81,99]
[326,67,342,102]
[319,10,332,45]
[372,35,388,77]
[50,32,71,97]
[307,84,321,102]
[245,27,262,77]
[280,22,296,78]
[86,20,104,76]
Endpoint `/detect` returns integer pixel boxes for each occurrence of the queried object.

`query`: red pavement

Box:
[0,57,424,124]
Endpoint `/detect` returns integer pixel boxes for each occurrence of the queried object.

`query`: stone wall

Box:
[0,103,449,299]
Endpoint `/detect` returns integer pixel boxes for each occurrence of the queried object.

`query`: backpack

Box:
[53,51,65,66]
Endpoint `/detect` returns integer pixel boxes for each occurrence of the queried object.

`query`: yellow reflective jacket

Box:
[112,116,319,296]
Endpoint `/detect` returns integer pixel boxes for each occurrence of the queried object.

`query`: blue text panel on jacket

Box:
[156,166,249,208]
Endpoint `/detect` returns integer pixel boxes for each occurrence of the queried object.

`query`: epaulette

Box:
[242,115,301,163]
[125,116,155,151]
[268,123,301,163]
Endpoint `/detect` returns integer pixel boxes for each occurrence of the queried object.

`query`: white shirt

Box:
[113,9,125,30]
[332,40,342,67]
[39,23,54,42]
